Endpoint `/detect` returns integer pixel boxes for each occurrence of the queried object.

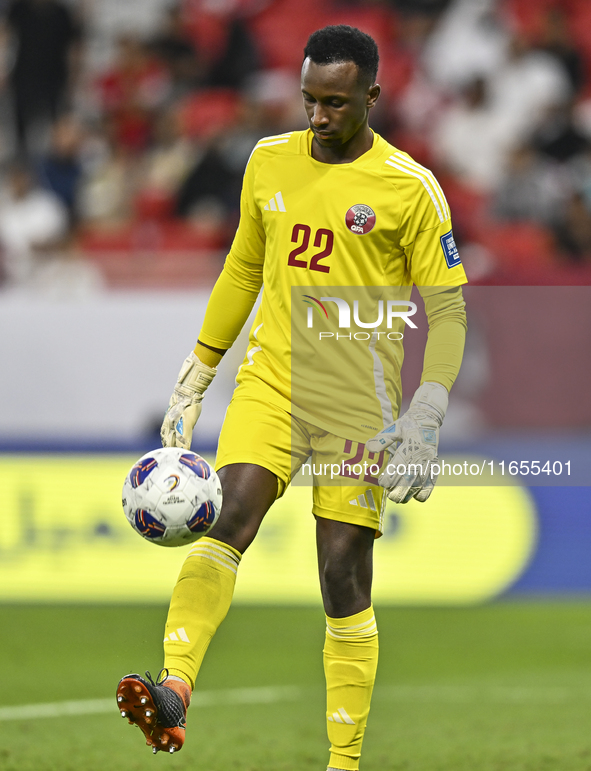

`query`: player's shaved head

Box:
[304,25,379,88]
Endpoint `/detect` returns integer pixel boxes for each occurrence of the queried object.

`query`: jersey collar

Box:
[304,129,383,167]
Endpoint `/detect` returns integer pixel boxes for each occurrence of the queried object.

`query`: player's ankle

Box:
[162,674,192,707]
[167,675,189,685]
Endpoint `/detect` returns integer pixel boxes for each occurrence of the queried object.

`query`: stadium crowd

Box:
[1,0,591,290]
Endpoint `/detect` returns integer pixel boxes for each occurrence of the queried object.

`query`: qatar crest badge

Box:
[345,204,376,235]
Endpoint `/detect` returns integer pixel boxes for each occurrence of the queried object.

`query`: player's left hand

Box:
[366,382,448,504]
[160,352,217,450]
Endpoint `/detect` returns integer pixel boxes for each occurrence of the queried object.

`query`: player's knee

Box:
[209,464,278,552]
[321,559,355,595]
[320,560,371,617]
[207,491,264,552]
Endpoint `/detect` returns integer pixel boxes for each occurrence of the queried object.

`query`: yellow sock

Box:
[324,605,378,771]
[163,537,241,690]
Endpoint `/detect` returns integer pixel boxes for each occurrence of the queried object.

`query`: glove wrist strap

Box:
[177,352,217,396]
[409,382,448,425]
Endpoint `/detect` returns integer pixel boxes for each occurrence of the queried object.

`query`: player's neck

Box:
[311,124,374,165]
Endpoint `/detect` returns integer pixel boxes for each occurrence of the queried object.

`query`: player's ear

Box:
[367,83,380,109]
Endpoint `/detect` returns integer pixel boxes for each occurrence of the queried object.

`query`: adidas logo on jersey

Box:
[327,708,355,725]
[163,627,190,643]
[348,490,377,511]
[264,192,286,212]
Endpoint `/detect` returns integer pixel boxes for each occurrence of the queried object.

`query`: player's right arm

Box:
[366,287,466,502]
[161,155,265,449]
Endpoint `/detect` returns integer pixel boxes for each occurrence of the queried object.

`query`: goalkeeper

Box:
[116,24,467,770]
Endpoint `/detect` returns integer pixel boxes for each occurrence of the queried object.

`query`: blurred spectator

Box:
[567,146,591,211]
[432,77,515,191]
[136,109,198,218]
[492,144,568,226]
[182,0,260,89]
[96,35,170,153]
[173,79,298,229]
[25,233,105,297]
[0,159,68,284]
[245,69,304,134]
[78,118,139,226]
[0,0,83,154]
[37,114,84,222]
[487,33,571,144]
[553,191,591,262]
[175,145,241,222]
[532,102,589,163]
[394,0,450,15]
[422,0,508,89]
[0,0,589,286]
[536,6,585,95]
[394,66,446,144]
[149,4,201,100]
[206,17,260,89]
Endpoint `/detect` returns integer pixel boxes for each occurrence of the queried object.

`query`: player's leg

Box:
[208,462,279,552]
[162,461,278,689]
[310,430,385,771]
[316,516,378,771]
[117,392,309,753]
[117,462,278,753]
[316,516,374,618]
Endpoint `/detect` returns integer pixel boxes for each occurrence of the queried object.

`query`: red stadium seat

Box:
[158,220,226,251]
[568,0,591,95]
[134,190,175,221]
[78,220,226,288]
[318,5,396,57]
[436,174,490,243]
[249,0,398,73]
[481,221,555,272]
[79,219,226,254]
[248,0,330,70]
[501,0,556,38]
[177,89,241,140]
[502,0,591,95]
[78,224,135,252]
[378,46,416,98]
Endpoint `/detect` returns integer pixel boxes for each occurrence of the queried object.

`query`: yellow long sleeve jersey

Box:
[199,129,467,442]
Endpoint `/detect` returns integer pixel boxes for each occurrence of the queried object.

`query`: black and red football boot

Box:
[116,669,191,754]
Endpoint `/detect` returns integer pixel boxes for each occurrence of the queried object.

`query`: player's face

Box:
[301,58,379,150]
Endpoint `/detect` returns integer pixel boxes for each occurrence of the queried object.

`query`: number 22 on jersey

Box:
[288,224,334,273]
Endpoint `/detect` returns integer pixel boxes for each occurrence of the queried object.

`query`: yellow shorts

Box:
[215,389,387,534]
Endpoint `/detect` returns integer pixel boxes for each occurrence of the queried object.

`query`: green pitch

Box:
[2,602,591,771]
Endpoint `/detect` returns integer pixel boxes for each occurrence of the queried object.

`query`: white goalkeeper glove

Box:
[160,351,217,450]
[365,382,448,504]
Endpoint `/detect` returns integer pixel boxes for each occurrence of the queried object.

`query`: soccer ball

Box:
[122,448,222,547]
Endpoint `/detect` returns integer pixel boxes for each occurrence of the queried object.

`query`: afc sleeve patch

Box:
[440,230,461,268]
